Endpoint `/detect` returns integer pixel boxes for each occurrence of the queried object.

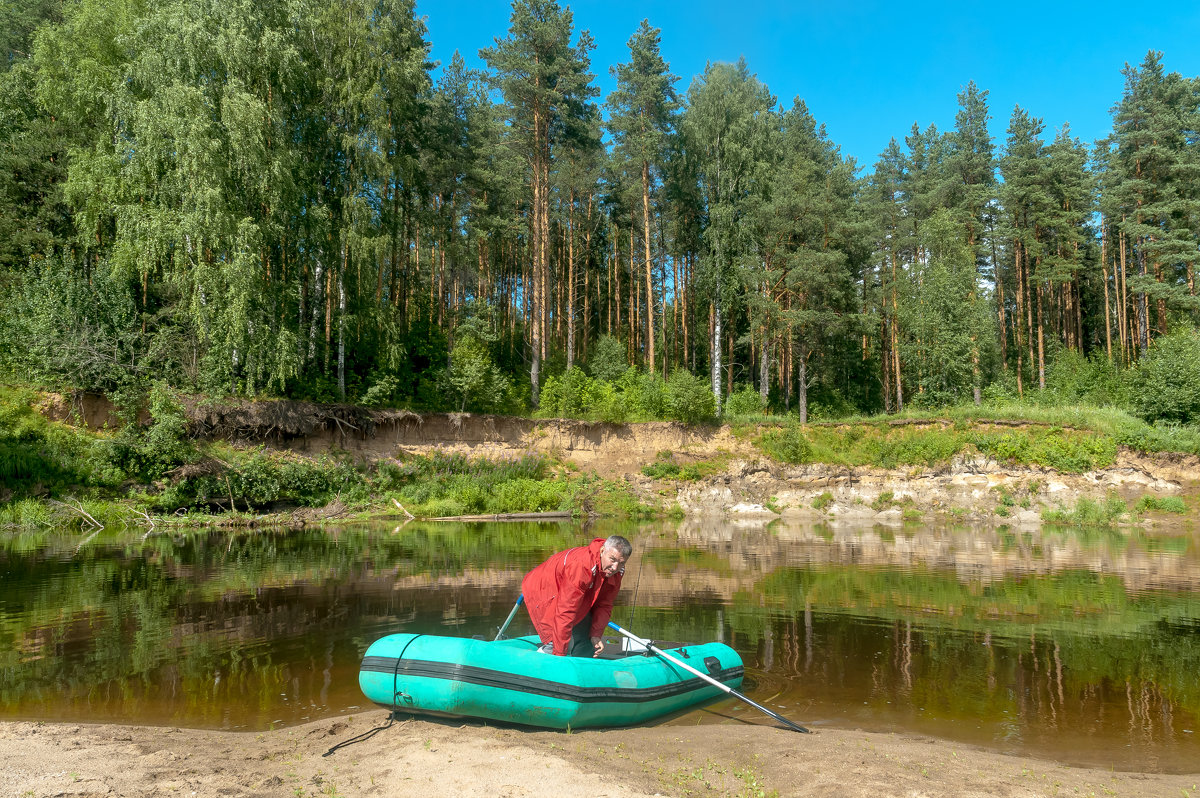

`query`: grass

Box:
[755,421,1119,473]
[1134,495,1189,515]
[641,450,728,481]
[1042,494,1130,527]
[749,401,1200,468]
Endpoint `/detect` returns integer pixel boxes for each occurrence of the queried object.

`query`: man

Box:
[521,535,632,657]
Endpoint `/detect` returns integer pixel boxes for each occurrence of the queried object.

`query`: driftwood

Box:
[426,511,574,522]
[49,498,103,530]
[390,498,415,519]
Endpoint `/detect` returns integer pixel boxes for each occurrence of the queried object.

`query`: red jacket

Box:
[522,538,624,655]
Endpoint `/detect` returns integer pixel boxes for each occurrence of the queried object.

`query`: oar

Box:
[607,621,811,734]
[495,594,524,641]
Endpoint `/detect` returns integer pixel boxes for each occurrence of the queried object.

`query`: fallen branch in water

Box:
[50,498,103,530]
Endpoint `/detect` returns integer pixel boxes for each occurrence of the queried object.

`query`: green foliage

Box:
[811,491,833,510]
[359,374,400,408]
[0,386,122,499]
[0,262,164,392]
[757,425,813,464]
[1042,494,1128,527]
[1040,349,1131,408]
[870,491,896,511]
[665,370,716,424]
[444,335,511,414]
[587,335,628,383]
[640,451,722,481]
[1134,495,1188,515]
[540,367,591,416]
[155,452,367,512]
[1129,328,1200,424]
[753,417,1119,473]
[971,428,1117,473]
[724,384,765,417]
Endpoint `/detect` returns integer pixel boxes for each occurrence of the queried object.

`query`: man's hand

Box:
[592,636,604,655]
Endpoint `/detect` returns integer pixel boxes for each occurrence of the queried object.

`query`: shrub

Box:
[584,380,626,422]
[587,335,628,382]
[1134,495,1188,514]
[724,384,765,417]
[629,371,668,418]
[1130,328,1200,424]
[1042,493,1128,526]
[758,425,813,464]
[359,374,400,408]
[1042,349,1130,407]
[811,491,833,510]
[665,370,716,424]
[542,366,593,416]
[444,336,510,413]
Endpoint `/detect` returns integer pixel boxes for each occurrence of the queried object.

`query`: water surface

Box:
[2,518,1198,772]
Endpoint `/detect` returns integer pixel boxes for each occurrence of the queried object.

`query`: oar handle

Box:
[607,621,810,734]
[495,594,524,641]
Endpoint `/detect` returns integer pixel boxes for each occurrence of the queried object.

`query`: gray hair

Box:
[603,535,632,558]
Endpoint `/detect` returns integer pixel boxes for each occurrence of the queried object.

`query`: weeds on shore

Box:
[1042,494,1129,527]
[754,419,1119,473]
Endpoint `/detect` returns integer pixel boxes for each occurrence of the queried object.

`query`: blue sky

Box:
[415,1,1200,170]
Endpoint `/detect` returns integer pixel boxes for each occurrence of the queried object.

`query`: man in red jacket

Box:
[521,535,632,657]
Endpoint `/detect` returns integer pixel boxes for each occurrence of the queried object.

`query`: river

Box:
[2,517,1198,772]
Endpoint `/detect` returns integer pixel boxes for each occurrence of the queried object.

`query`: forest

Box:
[3,0,1200,427]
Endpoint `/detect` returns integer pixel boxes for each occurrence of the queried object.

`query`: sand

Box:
[2,712,1196,798]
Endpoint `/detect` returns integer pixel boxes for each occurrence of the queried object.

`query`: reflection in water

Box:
[1,518,1198,772]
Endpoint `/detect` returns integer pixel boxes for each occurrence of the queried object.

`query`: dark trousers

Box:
[567,612,595,658]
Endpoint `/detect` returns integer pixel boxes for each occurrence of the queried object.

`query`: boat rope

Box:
[392,634,424,713]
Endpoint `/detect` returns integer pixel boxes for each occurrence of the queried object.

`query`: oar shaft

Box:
[607,621,810,734]
[495,594,524,641]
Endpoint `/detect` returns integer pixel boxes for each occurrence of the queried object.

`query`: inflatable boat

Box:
[359,632,744,729]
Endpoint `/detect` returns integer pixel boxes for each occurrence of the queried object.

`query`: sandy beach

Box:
[2,711,1197,798]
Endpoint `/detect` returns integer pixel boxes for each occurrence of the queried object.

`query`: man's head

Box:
[599,535,632,577]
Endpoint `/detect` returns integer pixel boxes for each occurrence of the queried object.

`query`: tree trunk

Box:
[711,299,722,416]
[566,191,576,370]
[759,333,769,407]
[1101,226,1113,363]
[337,252,346,401]
[797,340,808,425]
[641,159,655,373]
[1036,278,1046,391]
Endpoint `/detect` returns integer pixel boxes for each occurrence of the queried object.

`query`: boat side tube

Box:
[359,633,744,729]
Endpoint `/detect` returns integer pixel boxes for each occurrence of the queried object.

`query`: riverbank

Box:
[5,388,1200,530]
[2,712,1196,798]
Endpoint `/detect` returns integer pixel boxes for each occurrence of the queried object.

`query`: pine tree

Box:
[482,0,597,406]
[606,19,678,376]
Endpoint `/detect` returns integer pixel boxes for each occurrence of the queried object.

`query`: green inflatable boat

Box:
[359,632,744,729]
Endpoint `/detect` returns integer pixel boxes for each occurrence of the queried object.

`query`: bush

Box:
[1130,328,1200,424]
[1042,493,1128,526]
[665,370,716,424]
[1042,349,1130,408]
[724,384,765,417]
[587,335,628,382]
[1134,495,1188,514]
[444,335,510,413]
[540,367,592,416]
[758,425,813,464]
[630,371,668,418]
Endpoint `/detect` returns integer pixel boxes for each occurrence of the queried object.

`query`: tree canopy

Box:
[2,3,1199,422]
